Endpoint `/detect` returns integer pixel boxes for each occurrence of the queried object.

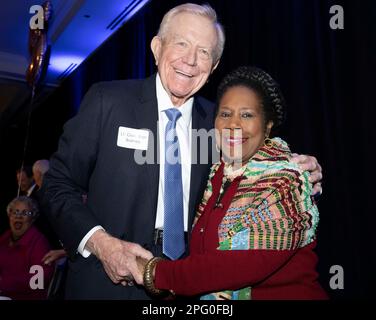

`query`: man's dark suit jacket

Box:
[41,74,216,299]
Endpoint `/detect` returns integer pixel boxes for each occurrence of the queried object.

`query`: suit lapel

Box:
[132,74,160,225]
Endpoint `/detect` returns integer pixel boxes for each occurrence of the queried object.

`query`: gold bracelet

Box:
[143,257,165,296]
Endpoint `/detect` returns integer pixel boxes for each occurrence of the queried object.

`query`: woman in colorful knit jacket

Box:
[134,66,328,300]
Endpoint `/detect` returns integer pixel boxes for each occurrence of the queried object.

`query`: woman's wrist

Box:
[143,257,165,296]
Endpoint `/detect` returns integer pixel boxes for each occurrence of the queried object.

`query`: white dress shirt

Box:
[78,74,193,257]
[154,74,192,232]
[26,184,37,197]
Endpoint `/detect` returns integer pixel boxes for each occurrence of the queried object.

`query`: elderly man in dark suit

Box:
[41,3,323,299]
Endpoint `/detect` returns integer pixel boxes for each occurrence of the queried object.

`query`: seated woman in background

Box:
[0,196,54,299]
[133,66,328,300]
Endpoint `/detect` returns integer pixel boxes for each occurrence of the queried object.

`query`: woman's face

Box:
[8,201,34,241]
[215,85,273,165]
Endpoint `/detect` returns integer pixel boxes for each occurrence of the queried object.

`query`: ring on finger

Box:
[123,275,134,282]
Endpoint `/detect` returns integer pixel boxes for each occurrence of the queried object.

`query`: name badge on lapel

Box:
[117,127,149,150]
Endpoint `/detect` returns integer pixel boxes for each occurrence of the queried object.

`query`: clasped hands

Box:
[87,230,152,287]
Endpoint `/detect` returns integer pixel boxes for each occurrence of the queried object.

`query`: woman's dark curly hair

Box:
[216,66,286,135]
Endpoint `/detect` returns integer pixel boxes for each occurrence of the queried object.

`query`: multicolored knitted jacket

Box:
[195,137,320,300]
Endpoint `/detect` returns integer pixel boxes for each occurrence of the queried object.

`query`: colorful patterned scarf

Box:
[197,138,320,300]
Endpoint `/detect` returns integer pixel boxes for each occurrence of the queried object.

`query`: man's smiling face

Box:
[151,12,219,106]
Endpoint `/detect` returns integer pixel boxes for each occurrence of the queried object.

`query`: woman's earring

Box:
[215,144,221,153]
[264,136,274,148]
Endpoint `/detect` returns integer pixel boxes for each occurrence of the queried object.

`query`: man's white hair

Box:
[33,159,50,175]
[157,3,225,64]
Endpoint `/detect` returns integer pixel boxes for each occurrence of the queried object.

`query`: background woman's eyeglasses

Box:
[9,209,36,217]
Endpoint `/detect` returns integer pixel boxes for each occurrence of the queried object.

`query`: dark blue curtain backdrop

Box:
[0,0,374,299]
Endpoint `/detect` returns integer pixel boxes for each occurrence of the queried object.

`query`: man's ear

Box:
[151,36,162,66]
